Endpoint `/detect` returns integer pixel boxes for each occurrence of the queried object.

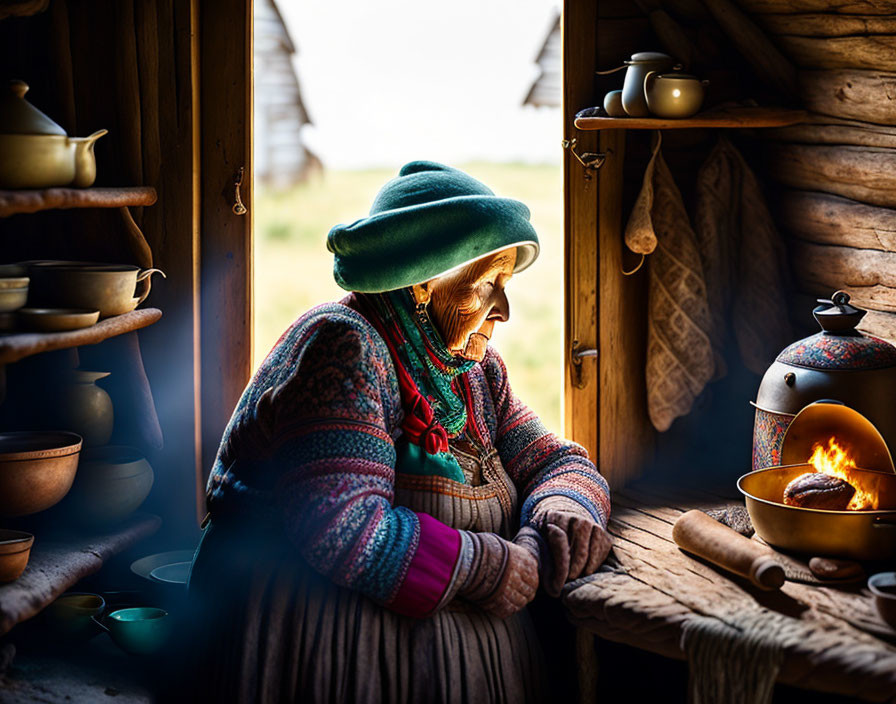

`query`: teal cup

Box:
[102,607,171,655]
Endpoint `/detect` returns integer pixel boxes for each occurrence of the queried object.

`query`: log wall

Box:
[739,0,896,344]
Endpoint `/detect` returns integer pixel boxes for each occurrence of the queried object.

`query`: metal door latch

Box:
[570,340,598,389]
[561,138,606,172]
[232,167,247,215]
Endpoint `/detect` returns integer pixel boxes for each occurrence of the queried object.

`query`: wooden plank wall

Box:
[745,0,896,341]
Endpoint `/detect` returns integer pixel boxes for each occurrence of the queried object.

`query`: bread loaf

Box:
[783,472,856,510]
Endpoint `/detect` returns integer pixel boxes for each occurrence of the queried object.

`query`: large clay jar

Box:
[64,446,154,527]
[56,371,114,447]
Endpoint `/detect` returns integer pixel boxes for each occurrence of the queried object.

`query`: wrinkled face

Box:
[412,249,516,362]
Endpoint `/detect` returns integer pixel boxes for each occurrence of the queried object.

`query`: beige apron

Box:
[189,442,547,704]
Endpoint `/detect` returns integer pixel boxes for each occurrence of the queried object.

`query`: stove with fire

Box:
[740,291,896,561]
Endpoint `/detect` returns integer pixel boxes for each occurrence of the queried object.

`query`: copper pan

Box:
[737,464,896,561]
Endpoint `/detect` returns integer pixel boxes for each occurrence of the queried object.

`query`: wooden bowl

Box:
[0,432,82,517]
[0,529,34,582]
[17,308,99,331]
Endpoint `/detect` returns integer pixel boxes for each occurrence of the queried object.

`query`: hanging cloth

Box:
[694,136,793,377]
[623,132,715,432]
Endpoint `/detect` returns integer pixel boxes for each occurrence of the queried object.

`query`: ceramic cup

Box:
[868,572,896,630]
[103,606,172,655]
[45,592,105,641]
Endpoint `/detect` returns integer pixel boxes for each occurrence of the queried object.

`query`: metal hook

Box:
[561,139,606,172]
[232,167,247,216]
[622,253,646,276]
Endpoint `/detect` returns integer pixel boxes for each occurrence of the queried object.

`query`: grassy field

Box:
[253,162,564,433]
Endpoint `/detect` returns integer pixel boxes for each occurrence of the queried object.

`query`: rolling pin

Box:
[672,510,785,590]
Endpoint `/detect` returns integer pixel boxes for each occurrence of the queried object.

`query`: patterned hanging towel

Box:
[624,131,714,432]
[353,293,469,484]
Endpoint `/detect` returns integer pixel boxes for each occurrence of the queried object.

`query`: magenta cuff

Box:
[388,512,461,618]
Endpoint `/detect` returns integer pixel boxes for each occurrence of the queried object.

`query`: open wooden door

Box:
[196,0,254,523]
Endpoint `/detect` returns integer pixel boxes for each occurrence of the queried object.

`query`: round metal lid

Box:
[776,292,896,371]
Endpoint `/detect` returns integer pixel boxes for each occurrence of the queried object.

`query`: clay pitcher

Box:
[56,371,114,447]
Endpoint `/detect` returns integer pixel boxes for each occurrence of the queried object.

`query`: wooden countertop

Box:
[562,483,896,702]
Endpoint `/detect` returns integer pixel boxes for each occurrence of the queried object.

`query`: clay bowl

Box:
[61,446,154,527]
[868,572,896,630]
[17,307,99,331]
[0,287,27,313]
[103,607,172,655]
[0,529,34,582]
[44,592,105,641]
[0,432,81,517]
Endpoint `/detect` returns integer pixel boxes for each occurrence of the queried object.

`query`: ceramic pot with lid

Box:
[0,80,107,189]
[752,291,896,470]
[621,52,678,117]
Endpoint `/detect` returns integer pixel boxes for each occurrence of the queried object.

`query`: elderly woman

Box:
[189,162,612,703]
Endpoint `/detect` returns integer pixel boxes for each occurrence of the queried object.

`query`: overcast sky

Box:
[276,0,561,169]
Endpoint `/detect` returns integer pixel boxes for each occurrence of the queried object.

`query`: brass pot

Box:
[0,81,107,188]
[738,464,896,561]
[28,262,165,318]
[0,130,108,189]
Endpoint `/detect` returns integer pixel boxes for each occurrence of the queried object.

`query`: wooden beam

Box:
[199,0,253,513]
[778,191,896,252]
[790,239,896,312]
[766,144,896,208]
[736,0,896,13]
[777,35,896,71]
[799,70,896,125]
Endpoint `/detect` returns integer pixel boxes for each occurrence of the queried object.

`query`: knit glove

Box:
[454,531,538,618]
[531,496,612,596]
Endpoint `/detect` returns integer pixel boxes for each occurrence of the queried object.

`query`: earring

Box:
[415,300,428,324]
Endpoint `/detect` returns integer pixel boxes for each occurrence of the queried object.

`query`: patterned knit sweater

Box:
[206,299,611,617]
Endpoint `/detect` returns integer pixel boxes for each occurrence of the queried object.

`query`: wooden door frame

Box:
[196,0,254,522]
[563,0,653,489]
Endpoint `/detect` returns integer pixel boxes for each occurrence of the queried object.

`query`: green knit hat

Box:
[327,161,540,293]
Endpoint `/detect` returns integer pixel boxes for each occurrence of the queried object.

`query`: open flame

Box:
[808,437,878,510]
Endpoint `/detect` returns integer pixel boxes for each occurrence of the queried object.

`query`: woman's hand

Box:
[456,532,538,618]
[533,497,612,596]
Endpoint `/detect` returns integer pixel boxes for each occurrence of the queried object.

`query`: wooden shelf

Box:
[0,513,161,636]
[574,106,807,131]
[0,187,158,218]
[0,308,162,365]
